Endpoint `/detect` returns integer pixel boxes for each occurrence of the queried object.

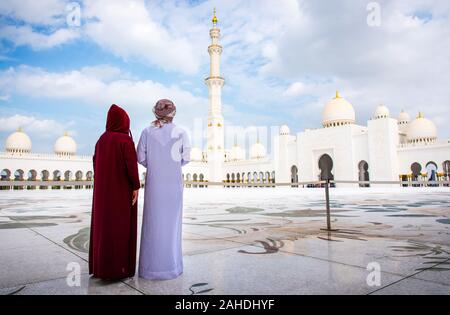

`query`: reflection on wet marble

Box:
[0,187,449,295]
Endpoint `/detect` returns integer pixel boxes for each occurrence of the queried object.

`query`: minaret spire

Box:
[205,8,225,182]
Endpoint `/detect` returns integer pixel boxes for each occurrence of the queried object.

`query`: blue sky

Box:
[1,0,449,155]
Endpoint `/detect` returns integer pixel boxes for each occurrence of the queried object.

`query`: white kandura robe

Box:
[137,123,190,280]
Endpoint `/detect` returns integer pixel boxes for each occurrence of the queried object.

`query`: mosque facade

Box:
[1,12,449,187]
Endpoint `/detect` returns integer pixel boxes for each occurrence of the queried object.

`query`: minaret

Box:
[205,8,225,183]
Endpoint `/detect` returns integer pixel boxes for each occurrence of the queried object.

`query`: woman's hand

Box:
[132,189,139,206]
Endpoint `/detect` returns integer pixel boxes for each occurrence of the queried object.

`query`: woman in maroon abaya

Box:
[89,104,141,280]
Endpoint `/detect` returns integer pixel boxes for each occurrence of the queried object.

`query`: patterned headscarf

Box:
[152,99,177,128]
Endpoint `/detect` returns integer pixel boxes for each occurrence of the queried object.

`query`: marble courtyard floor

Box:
[0,187,449,295]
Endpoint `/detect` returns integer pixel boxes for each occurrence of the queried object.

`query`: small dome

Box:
[374,104,390,119]
[229,145,245,161]
[190,147,203,161]
[54,132,77,156]
[322,91,356,128]
[250,142,266,159]
[398,110,410,124]
[406,112,437,144]
[280,125,290,135]
[5,128,32,153]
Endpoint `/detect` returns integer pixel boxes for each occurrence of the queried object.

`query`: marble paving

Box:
[0,187,449,295]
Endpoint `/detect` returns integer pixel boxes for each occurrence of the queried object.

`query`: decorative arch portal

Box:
[358,161,370,187]
[186,173,191,188]
[64,171,73,181]
[236,173,240,183]
[226,173,230,183]
[443,161,450,182]
[265,172,271,184]
[443,161,450,174]
[41,170,50,181]
[1,169,11,181]
[75,171,83,181]
[14,169,24,181]
[411,163,422,181]
[247,172,251,183]
[271,171,276,183]
[53,170,62,181]
[291,165,299,186]
[259,172,264,184]
[425,162,438,182]
[86,171,93,181]
[253,172,258,183]
[27,170,37,181]
[318,154,334,181]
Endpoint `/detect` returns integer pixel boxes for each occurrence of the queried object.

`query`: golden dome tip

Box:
[212,8,218,25]
[334,90,341,99]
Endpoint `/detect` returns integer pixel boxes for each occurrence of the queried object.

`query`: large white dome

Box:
[250,142,266,159]
[5,128,32,153]
[406,113,437,144]
[190,147,203,161]
[374,104,390,119]
[322,91,356,128]
[279,124,290,135]
[54,133,77,156]
[229,145,245,161]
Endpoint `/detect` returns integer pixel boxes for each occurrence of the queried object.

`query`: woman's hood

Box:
[106,104,130,134]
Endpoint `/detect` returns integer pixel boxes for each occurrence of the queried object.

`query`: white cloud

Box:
[0,65,208,127]
[82,0,201,74]
[0,114,70,138]
[0,25,80,50]
[0,0,66,25]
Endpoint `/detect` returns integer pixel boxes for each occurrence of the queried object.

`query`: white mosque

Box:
[1,11,449,187]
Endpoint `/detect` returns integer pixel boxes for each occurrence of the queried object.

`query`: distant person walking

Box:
[137,99,191,280]
[89,104,140,280]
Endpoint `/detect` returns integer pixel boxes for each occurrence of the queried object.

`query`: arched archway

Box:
[259,172,264,184]
[411,162,422,181]
[186,173,191,188]
[443,161,450,182]
[1,169,11,181]
[53,170,61,181]
[199,174,205,188]
[14,169,24,181]
[64,171,73,181]
[86,171,93,181]
[75,171,83,181]
[193,174,198,188]
[358,161,370,187]
[318,154,334,181]
[291,165,298,186]
[426,162,438,183]
[27,170,37,181]
[271,171,275,184]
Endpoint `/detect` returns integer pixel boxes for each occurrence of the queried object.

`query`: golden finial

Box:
[64,131,69,136]
[212,8,218,26]
[17,127,23,132]
[417,111,424,119]
[334,90,341,99]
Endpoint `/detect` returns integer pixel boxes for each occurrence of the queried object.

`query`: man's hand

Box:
[132,189,139,206]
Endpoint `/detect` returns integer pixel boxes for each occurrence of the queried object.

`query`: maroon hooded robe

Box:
[89,104,141,280]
